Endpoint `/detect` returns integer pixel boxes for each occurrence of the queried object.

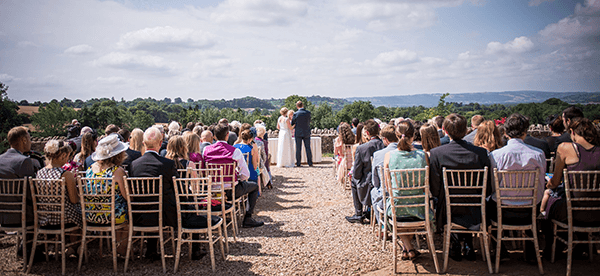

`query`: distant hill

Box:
[347,91,600,108]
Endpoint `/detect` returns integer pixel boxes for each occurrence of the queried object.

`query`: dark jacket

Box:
[123,148,142,173]
[292,108,311,138]
[0,148,41,225]
[129,152,178,228]
[352,137,385,206]
[429,139,492,232]
[524,135,551,159]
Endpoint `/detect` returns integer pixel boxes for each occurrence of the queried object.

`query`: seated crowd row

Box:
[333,106,600,272]
[0,120,271,273]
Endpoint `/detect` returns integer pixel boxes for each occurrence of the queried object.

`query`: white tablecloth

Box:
[268,137,322,164]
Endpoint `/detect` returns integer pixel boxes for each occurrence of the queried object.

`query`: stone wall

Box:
[31,136,67,153]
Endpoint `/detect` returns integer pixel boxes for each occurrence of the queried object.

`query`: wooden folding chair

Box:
[187,167,230,253]
[27,177,81,275]
[385,167,440,274]
[442,167,493,274]
[490,168,544,274]
[552,170,600,276]
[177,169,188,178]
[77,177,128,272]
[172,177,226,272]
[0,177,33,272]
[205,162,241,239]
[123,176,174,273]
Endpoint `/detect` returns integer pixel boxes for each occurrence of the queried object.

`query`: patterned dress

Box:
[385,150,435,223]
[35,167,82,227]
[84,166,128,224]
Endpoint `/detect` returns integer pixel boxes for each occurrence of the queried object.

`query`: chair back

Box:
[442,167,488,228]
[176,169,188,178]
[563,169,600,227]
[29,177,68,228]
[205,162,237,190]
[172,177,213,229]
[0,177,28,226]
[188,167,225,194]
[78,177,117,227]
[492,169,540,225]
[123,176,163,227]
[384,167,430,224]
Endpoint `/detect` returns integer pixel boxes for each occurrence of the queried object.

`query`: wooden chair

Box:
[546,157,555,174]
[27,177,81,275]
[551,170,600,276]
[77,177,128,272]
[123,176,174,273]
[177,169,188,178]
[205,162,241,240]
[187,167,230,253]
[384,167,440,274]
[172,177,226,272]
[490,168,544,274]
[0,177,33,272]
[442,167,493,274]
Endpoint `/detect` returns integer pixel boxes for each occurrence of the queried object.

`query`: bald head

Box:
[200,130,213,143]
[143,127,163,151]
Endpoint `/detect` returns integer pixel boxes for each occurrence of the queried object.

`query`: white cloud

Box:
[64,44,94,55]
[528,0,554,7]
[0,73,19,82]
[539,0,600,46]
[92,52,174,72]
[370,49,419,67]
[334,28,363,42]
[210,0,308,26]
[486,36,535,55]
[96,76,128,84]
[17,41,39,48]
[117,26,216,51]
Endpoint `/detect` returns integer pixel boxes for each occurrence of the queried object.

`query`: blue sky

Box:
[0,0,598,102]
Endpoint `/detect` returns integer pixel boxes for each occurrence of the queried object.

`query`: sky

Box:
[1,0,599,102]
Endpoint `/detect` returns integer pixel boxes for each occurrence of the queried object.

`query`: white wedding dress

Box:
[276,116,295,167]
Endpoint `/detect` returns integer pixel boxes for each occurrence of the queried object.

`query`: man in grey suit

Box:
[370,125,398,225]
[199,130,213,155]
[346,119,384,224]
[291,101,312,167]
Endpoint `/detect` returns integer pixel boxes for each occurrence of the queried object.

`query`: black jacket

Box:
[291,108,311,138]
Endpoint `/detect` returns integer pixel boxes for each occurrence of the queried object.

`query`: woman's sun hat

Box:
[91,134,128,161]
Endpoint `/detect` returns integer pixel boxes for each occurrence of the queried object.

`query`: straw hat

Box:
[91,134,128,161]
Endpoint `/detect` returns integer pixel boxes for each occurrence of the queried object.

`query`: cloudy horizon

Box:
[1,0,599,102]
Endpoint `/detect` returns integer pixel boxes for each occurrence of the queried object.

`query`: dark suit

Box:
[291,108,312,166]
[429,139,492,232]
[524,135,551,159]
[555,131,571,146]
[440,135,450,145]
[0,148,41,225]
[351,137,384,215]
[122,148,141,173]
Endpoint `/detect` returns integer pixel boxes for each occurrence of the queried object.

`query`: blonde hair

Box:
[44,140,72,163]
[166,136,188,169]
[280,107,289,116]
[287,110,294,117]
[129,128,144,152]
[183,131,200,154]
[474,120,504,152]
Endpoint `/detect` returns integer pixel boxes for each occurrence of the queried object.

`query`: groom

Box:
[291,101,313,167]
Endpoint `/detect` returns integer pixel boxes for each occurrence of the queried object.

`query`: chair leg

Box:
[589,233,594,262]
[209,231,216,272]
[159,230,166,273]
[551,224,558,264]
[222,217,230,253]
[78,233,86,272]
[20,232,28,272]
[218,226,226,260]
[112,229,118,273]
[174,232,182,273]
[482,232,493,274]
[61,232,66,275]
[532,228,544,274]
[392,232,397,274]
[495,227,502,274]
[567,230,573,276]
[426,230,441,274]
[415,234,421,249]
[26,231,38,274]
[442,228,450,273]
[124,228,133,273]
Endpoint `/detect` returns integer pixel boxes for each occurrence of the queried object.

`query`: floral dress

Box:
[35,167,82,227]
[84,166,128,224]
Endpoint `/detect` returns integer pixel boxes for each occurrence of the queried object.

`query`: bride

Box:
[276,107,295,167]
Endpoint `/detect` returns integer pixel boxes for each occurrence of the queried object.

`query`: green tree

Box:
[130,110,155,130]
[31,101,78,136]
[335,101,376,124]
[283,95,313,112]
[0,82,29,152]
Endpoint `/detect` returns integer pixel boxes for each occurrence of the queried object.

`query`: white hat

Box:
[91,134,128,161]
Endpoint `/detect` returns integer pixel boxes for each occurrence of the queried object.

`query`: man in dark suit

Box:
[291,101,312,167]
[429,113,492,261]
[129,127,216,260]
[346,119,384,224]
[117,128,142,172]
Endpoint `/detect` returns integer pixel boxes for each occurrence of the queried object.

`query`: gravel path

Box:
[2,159,599,275]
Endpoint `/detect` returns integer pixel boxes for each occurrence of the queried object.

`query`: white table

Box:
[268,137,322,164]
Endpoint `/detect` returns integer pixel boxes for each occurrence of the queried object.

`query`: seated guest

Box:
[544,115,565,155]
[255,124,272,188]
[412,121,424,150]
[370,125,398,227]
[167,121,181,138]
[419,123,441,156]
[154,124,168,155]
[0,126,41,226]
[555,106,584,146]
[384,120,432,260]
[228,120,241,146]
[86,134,129,255]
[105,124,120,136]
[117,129,142,171]
[351,118,359,135]
[488,113,546,262]
[129,128,145,153]
[68,126,93,154]
[183,131,202,164]
[36,140,82,228]
[234,123,252,145]
[473,120,504,152]
[429,113,492,261]
[202,124,264,228]
[335,123,356,184]
[165,135,189,170]
[78,131,98,171]
[199,130,213,154]
[432,116,445,139]
[346,119,384,224]
[192,125,203,138]
[234,129,260,183]
[252,126,270,188]
[463,115,484,144]
[129,127,217,260]
[61,141,79,174]
[542,117,600,259]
